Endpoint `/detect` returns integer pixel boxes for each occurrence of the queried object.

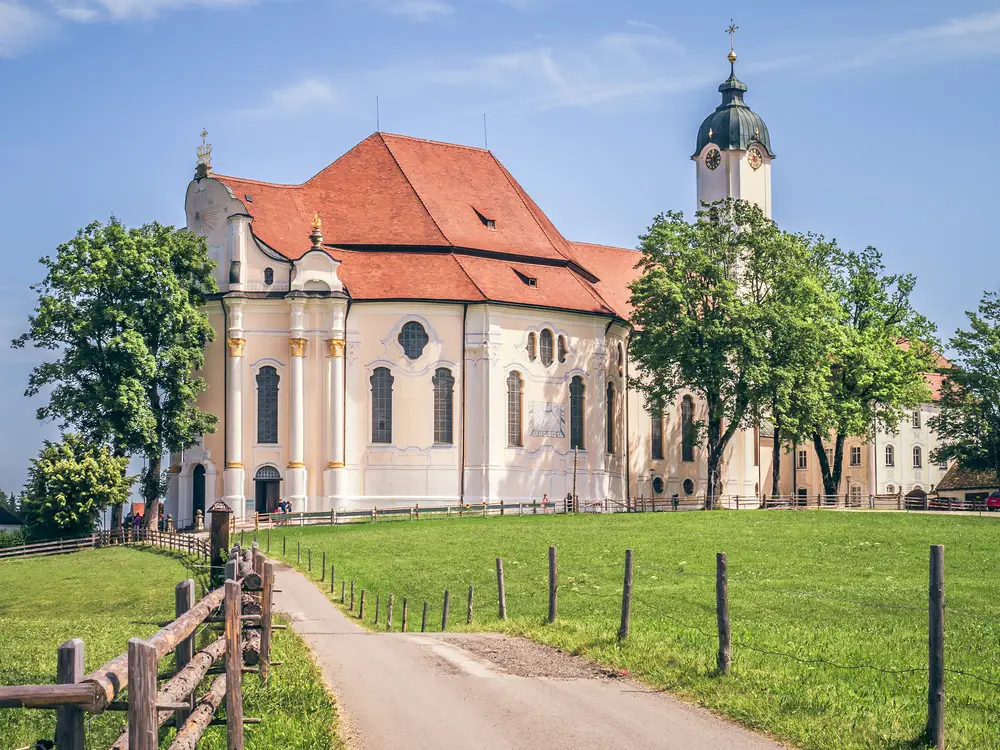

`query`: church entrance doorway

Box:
[192,464,206,524]
[254,466,281,514]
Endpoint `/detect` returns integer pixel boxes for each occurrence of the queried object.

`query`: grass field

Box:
[264,511,1000,750]
[0,546,341,750]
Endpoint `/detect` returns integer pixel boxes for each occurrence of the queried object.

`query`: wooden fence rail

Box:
[0,529,211,562]
[0,540,274,750]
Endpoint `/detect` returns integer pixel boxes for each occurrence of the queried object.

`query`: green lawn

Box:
[264,511,999,750]
[0,546,341,750]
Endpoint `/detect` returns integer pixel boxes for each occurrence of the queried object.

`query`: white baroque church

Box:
[164,52,944,526]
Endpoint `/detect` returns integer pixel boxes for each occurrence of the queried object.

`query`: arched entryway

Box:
[254,466,281,514]
[192,464,206,522]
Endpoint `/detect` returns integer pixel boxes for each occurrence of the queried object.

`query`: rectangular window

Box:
[370,367,393,444]
[507,371,523,447]
[570,376,585,450]
[913,446,923,468]
[651,409,664,460]
[885,445,895,466]
[850,485,862,502]
[825,447,833,466]
[432,368,455,444]
[912,411,921,429]
[850,446,862,466]
[797,450,808,469]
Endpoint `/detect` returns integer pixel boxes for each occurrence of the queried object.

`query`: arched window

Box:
[263,267,274,286]
[371,367,394,443]
[606,382,615,454]
[507,371,523,447]
[557,335,567,363]
[398,321,428,360]
[681,395,695,462]
[651,406,664,460]
[526,332,537,361]
[256,366,279,444]
[569,376,585,449]
[432,367,455,444]
[540,329,554,366]
[617,342,624,375]
[913,446,922,468]
[885,445,895,467]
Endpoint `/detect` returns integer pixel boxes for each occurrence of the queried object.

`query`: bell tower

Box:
[693,23,774,217]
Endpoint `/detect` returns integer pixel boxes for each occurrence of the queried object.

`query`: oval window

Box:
[683,478,695,496]
[398,321,429,360]
[652,476,665,495]
[263,267,274,286]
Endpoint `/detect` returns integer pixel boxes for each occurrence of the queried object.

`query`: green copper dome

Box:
[694,64,774,158]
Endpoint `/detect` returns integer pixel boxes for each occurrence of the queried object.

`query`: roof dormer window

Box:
[472,206,496,230]
[513,269,537,287]
[244,194,254,203]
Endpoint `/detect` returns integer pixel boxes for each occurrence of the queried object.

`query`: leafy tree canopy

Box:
[20,433,133,540]
[13,219,218,525]
[929,290,1000,481]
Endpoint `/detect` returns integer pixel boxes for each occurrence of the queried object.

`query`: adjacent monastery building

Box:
[165,52,947,526]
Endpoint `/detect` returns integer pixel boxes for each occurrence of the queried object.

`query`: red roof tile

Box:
[211,132,639,317]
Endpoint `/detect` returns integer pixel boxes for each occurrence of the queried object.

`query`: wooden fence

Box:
[0,541,275,750]
[0,529,211,562]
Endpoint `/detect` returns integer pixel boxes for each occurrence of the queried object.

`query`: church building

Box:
[164,49,886,526]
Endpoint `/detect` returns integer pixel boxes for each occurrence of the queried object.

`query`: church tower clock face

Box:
[705,149,721,170]
[747,147,763,170]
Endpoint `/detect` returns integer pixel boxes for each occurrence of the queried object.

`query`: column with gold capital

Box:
[324,338,346,506]
[223,331,247,519]
[286,336,309,512]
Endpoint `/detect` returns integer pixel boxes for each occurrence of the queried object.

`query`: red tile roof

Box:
[213,132,635,316]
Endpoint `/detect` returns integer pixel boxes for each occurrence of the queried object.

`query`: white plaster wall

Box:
[694,145,772,218]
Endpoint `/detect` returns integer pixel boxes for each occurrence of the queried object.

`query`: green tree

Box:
[630,199,805,506]
[929,290,1000,480]
[760,236,841,498]
[14,219,217,528]
[0,489,21,517]
[810,247,937,497]
[20,433,133,540]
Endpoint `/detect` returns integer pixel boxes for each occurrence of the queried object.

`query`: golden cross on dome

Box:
[726,19,738,64]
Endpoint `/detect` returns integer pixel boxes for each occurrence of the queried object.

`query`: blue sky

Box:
[0,0,996,491]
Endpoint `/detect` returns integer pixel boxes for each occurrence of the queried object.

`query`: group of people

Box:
[273,498,293,524]
[123,509,143,529]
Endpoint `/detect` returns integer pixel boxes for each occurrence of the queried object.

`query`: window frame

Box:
[398,321,429,360]
[569,375,585,450]
[913,446,923,468]
[255,366,280,445]
[606,382,615,455]
[370,367,394,444]
[526,332,537,361]
[432,367,455,444]
[507,371,523,447]
[557,335,567,363]
[850,446,862,467]
[650,406,664,460]
[540,329,554,366]
[681,395,695,462]
[797,449,808,470]
[885,444,895,467]
[911,410,921,429]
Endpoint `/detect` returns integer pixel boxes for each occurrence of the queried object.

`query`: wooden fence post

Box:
[55,638,85,750]
[175,579,196,725]
[261,560,275,683]
[308,547,312,571]
[927,545,945,747]
[225,579,245,750]
[209,502,233,588]
[350,581,355,611]
[548,546,558,623]
[421,601,428,632]
[618,549,633,642]
[283,536,286,557]
[321,551,326,580]
[330,564,335,594]
[387,594,394,631]
[297,540,301,564]
[442,590,450,631]
[466,585,474,625]
[359,589,366,619]
[341,580,346,603]
[127,638,158,750]
[496,557,507,620]
[716,552,731,675]
[402,598,408,632]
[375,594,381,625]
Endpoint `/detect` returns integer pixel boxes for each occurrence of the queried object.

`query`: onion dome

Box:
[694,57,774,158]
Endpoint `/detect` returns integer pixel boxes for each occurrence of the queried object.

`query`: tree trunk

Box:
[142,455,162,529]
[770,424,782,498]
[111,441,127,530]
[812,432,844,498]
[706,414,725,510]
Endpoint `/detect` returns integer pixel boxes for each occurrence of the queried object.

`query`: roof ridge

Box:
[451,253,488,300]
[380,132,489,153]
[213,173,302,189]
[570,239,637,252]
[489,153,568,262]
[378,133,452,247]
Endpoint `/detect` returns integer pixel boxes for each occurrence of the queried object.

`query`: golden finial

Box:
[195,128,213,178]
[309,213,324,249]
[708,127,713,138]
[726,19,738,64]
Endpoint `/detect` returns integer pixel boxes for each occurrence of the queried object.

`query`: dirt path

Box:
[273,563,787,750]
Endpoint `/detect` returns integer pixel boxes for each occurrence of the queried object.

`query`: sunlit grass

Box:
[267,511,999,750]
[0,547,340,749]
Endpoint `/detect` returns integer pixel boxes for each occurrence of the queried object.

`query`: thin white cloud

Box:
[239,77,339,118]
[51,0,258,21]
[359,0,453,21]
[0,2,51,57]
[838,10,1000,69]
